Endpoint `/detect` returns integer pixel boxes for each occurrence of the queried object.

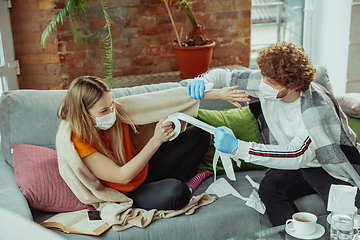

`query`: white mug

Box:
[286,212,317,236]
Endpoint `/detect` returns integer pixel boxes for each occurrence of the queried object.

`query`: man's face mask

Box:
[90,109,116,130]
[259,81,289,101]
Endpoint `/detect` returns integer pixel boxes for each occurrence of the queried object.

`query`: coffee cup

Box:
[286,212,317,236]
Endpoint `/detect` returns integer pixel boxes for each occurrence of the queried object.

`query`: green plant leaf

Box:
[41,0,114,88]
[99,0,114,88]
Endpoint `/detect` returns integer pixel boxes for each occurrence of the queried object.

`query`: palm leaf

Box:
[41,0,95,49]
[40,3,70,48]
[99,0,114,87]
[41,0,114,87]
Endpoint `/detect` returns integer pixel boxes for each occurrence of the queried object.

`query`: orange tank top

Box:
[71,123,148,195]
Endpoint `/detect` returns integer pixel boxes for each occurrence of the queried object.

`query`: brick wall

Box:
[10,0,251,89]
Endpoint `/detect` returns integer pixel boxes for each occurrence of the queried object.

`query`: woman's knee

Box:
[128,178,191,210]
[163,179,191,210]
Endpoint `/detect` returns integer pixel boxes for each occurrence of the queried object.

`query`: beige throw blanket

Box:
[56,87,216,231]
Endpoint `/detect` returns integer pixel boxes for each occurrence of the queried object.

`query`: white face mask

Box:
[90,110,116,130]
[259,81,289,101]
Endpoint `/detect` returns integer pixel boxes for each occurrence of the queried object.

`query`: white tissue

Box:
[206,178,247,200]
[246,190,266,214]
[245,175,260,190]
[205,178,266,214]
[327,184,357,214]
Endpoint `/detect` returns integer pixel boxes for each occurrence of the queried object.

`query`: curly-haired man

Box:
[186,41,360,226]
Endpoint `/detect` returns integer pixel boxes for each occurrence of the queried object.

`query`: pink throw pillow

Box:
[12,143,94,212]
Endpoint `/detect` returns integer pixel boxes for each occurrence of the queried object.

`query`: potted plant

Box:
[163,0,216,78]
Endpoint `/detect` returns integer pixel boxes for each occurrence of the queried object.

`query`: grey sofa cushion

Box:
[0,90,65,167]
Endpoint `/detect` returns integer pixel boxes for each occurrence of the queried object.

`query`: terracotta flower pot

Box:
[172,41,216,78]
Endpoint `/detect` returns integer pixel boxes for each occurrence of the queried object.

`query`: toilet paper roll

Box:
[163,117,181,141]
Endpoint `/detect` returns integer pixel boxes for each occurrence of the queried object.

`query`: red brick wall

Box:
[10,0,251,89]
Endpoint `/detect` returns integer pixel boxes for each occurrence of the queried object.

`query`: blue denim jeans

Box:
[258,167,360,226]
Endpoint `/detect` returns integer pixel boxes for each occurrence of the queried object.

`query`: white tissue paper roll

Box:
[163,117,181,141]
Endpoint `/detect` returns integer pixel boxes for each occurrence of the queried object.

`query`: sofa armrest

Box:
[1,207,67,240]
[0,160,33,220]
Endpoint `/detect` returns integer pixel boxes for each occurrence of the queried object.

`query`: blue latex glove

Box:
[214,126,238,154]
[186,80,205,100]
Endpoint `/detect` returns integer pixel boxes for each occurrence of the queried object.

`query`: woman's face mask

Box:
[90,109,116,130]
[259,81,290,101]
[88,92,116,130]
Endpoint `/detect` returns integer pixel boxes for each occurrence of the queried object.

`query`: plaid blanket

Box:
[201,66,360,189]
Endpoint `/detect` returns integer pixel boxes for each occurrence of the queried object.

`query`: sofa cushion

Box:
[12,143,94,212]
[196,107,267,174]
[348,117,360,142]
[336,93,360,119]
[0,90,66,167]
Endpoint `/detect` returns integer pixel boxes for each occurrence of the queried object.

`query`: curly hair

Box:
[256,41,316,91]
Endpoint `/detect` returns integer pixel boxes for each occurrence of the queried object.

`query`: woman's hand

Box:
[152,118,176,144]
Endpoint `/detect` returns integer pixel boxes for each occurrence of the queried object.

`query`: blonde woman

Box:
[57,76,246,211]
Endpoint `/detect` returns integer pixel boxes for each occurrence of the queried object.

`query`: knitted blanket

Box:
[56,87,215,231]
[228,66,360,188]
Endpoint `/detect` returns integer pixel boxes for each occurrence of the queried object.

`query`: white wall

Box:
[305,0,352,96]
[347,1,360,93]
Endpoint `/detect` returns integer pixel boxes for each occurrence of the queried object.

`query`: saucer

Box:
[285,222,325,239]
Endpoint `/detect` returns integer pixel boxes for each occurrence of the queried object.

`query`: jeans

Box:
[127,125,211,210]
[258,167,360,226]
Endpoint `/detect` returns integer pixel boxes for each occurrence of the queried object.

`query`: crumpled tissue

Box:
[206,178,266,214]
[327,184,357,214]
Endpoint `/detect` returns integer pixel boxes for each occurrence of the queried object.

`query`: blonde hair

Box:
[256,41,316,91]
[58,76,136,166]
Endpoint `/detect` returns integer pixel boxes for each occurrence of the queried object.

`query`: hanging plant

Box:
[41,0,114,87]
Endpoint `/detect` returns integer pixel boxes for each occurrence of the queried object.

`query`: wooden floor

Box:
[112,65,248,88]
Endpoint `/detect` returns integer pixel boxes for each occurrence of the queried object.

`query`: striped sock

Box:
[186,172,211,193]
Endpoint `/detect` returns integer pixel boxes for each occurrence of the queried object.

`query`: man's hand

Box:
[214,126,238,154]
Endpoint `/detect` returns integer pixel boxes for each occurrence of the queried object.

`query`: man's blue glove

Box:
[186,80,205,100]
[214,126,238,154]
